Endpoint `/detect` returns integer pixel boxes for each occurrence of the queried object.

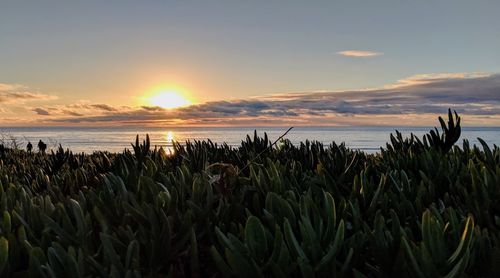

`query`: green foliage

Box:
[0,110,499,277]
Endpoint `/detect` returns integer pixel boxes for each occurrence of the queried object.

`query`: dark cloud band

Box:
[38,73,500,125]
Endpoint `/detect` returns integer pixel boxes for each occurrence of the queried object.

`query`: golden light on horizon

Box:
[147,90,191,109]
[166,131,174,143]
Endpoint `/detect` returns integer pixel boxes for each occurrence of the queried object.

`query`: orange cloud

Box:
[3,73,500,126]
[0,83,57,104]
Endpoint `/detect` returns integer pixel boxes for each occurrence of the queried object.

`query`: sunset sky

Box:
[1,1,499,126]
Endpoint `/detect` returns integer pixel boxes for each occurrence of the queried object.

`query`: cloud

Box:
[67,103,117,112]
[255,73,500,116]
[0,83,57,104]
[91,104,117,111]
[28,72,500,126]
[387,72,492,88]
[62,110,84,117]
[33,108,50,115]
[337,50,383,57]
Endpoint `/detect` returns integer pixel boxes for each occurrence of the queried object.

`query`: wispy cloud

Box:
[67,103,118,112]
[0,83,57,104]
[33,108,50,116]
[337,50,383,57]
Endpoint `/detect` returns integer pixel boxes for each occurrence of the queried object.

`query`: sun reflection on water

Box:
[166,131,174,143]
[163,131,175,155]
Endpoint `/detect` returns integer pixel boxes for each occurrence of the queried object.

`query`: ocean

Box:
[0,126,499,154]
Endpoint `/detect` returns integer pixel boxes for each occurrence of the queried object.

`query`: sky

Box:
[1,0,499,126]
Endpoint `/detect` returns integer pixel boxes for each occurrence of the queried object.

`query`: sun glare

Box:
[147,90,191,109]
[166,131,174,142]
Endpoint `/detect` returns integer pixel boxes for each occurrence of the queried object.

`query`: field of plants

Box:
[0,110,499,277]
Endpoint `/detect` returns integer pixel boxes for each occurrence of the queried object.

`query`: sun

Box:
[147,90,191,109]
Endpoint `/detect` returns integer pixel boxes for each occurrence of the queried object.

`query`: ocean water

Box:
[0,126,499,154]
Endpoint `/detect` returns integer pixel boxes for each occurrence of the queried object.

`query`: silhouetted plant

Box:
[424,108,461,153]
[385,109,461,155]
[131,134,151,171]
[49,145,70,174]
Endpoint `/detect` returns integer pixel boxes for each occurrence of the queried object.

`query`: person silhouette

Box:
[27,141,33,153]
[38,140,47,153]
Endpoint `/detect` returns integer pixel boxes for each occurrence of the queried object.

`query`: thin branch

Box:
[238,127,293,174]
